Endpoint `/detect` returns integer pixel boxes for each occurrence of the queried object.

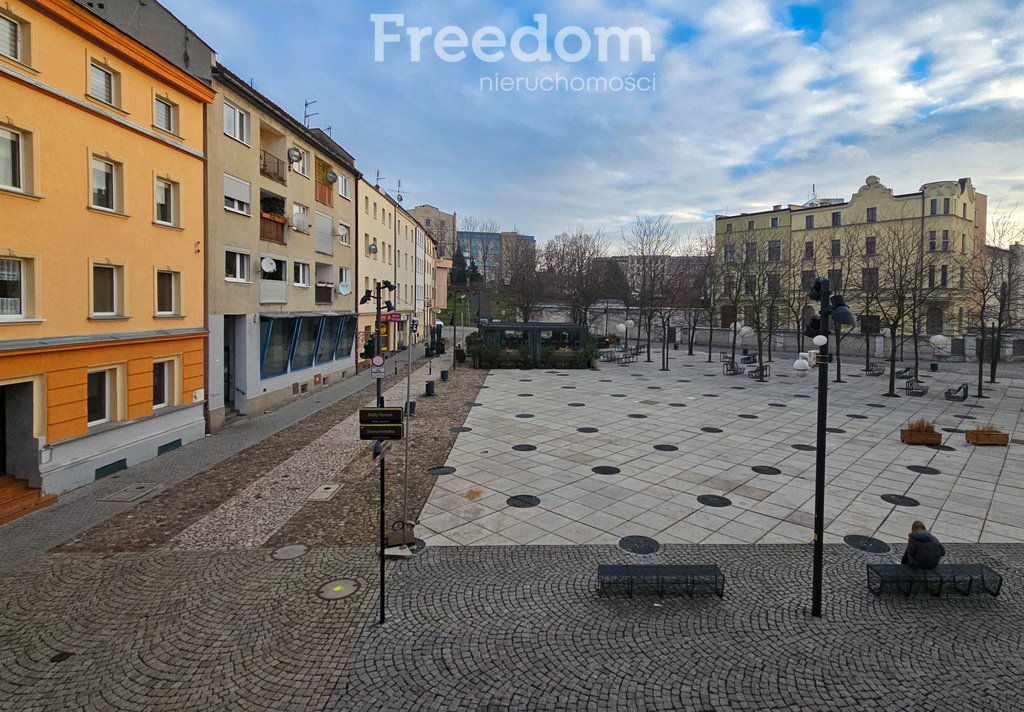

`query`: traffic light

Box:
[360,335,376,359]
[410,317,419,334]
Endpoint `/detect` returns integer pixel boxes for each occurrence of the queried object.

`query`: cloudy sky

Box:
[161,0,1024,246]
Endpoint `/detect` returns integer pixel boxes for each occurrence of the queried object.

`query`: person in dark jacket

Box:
[901,520,945,569]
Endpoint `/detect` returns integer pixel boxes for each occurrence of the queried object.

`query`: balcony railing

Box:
[260,213,286,244]
[260,149,287,185]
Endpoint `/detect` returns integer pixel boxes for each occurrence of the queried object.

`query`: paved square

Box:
[420,354,1024,548]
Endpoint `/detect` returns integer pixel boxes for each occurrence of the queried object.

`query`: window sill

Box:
[151,125,184,141]
[224,134,251,148]
[224,207,251,217]
[88,206,130,219]
[86,94,129,116]
[0,186,42,200]
[89,315,130,321]
[154,313,186,319]
[224,278,252,284]
[294,284,311,289]
[0,54,39,74]
[153,221,184,231]
[0,317,44,325]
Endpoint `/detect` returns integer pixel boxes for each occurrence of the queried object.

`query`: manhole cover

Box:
[942,428,965,434]
[697,494,732,507]
[306,485,340,502]
[50,652,73,663]
[738,414,758,419]
[926,444,955,452]
[568,402,586,407]
[592,466,621,475]
[619,535,660,554]
[752,466,781,475]
[428,466,456,476]
[577,427,599,433]
[847,414,869,419]
[668,403,686,407]
[768,403,787,408]
[881,494,920,507]
[654,444,678,451]
[317,578,362,600]
[701,427,723,433]
[907,465,940,475]
[272,544,309,560]
[515,414,535,418]
[627,414,648,419]
[100,483,162,502]
[844,535,891,553]
[450,426,472,433]
[507,495,540,508]
[512,444,537,451]
[791,444,816,451]
[826,428,846,434]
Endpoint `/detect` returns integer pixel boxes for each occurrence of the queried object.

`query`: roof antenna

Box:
[396,179,404,203]
[303,99,318,127]
[375,170,386,188]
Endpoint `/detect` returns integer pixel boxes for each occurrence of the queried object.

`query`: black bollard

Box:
[425,380,435,396]
[406,400,416,416]
[440,370,449,382]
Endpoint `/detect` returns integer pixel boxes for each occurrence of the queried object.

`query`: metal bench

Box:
[945,383,969,402]
[740,354,757,365]
[748,364,770,379]
[600,351,617,362]
[905,378,929,397]
[895,367,914,379]
[723,361,744,376]
[865,363,885,376]
[720,352,732,362]
[867,563,1002,597]
[597,564,725,598]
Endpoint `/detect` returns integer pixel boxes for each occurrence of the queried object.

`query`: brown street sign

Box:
[359,407,404,425]
[359,424,404,441]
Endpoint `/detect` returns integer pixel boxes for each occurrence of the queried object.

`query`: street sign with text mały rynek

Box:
[359,407,404,440]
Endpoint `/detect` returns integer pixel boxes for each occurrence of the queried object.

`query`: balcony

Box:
[260,213,286,244]
[315,263,334,304]
[260,149,287,185]
[315,181,332,206]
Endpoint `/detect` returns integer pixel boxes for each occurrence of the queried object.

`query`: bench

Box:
[720,352,732,362]
[723,361,744,376]
[600,351,617,362]
[905,378,929,397]
[597,564,725,598]
[865,362,885,376]
[748,364,770,379]
[740,354,757,365]
[867,563,1002,597]
[945,383,969,402]
[895,367,914,379]
[617,352,636,365]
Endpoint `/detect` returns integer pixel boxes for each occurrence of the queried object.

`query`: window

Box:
[294,149,310,177]
[314,211,333,254]
[338,174,351,199]
[770,216,779,228]
[292,203,310,233]
[929,198,937,215]
[293,261,310,287]
[744,276,755,296]
[866,207,877,223]
[827,268,842,291]
[941,230,949,251]
[92,264,122,316]
[940,265,948,288]
[223,174,251,214]
[0,257,27,318]
[89,61,119,106]
[337,221,351,245]
[155,270,179,315]
[805,215,814,229]
[943,198,950,214]
[963,204,967,219]
[725,223,732,233]
[768,240,781,261]
[91,157,120,211]
[961,233,967,254]
[804,241,814,260]
[927,230,936,251]
[861,267,878,290]
[960,266,966,287]
[723,276,735,295]
[338,266,350,291]
[292,317,320,370]
[1,12,27,63]
[745,242,756,262]
[927,265,935,289]
[154,96,177,134]
[0,126,24,191]
[723,244,735,263]
[155,178,178,226]
[224,250,250,282]
[865,235,876,256]
[223,101,249,144]
[373,202,378,219]
[747,220,754,230]
[767,274,781,296]
[831,211,841,226]
[801,271,816,290]
[152,360,176,408]
[261,258,285,281]
[260,317,296,378]
[87,369,115,425]
[831,239,841,258]
[364,196,369,213]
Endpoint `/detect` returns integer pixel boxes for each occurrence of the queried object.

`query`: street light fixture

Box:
[794,277,855,619]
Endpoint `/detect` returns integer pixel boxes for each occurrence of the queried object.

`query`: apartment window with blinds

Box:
[0,258,26,318]
[89,61,119,106]
[1,13,25,63]
[0,127,24,191]
[223,174,251,215]
[293,261,310,287]
[154,97,177,134]
[92,264,122,316]
[91,157,120,212]
[223,101,250,144]
[337,222,351,245]
[155,270,179,315]
[314,158,333,206]
[338,175,351,199]
[314,211,333,255]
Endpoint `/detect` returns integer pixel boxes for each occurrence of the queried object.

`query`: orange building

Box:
[0,0,213,514]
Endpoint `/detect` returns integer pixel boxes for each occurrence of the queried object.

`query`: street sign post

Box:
[359,407,404,440]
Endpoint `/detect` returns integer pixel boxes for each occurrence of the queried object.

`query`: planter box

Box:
[900,430,941,446]
[965,430,1009,446]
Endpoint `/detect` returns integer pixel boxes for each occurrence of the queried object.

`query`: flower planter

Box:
[965,430,1009,446]
[900,430,941,446]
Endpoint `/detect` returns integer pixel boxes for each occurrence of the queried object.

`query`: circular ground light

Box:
[844,535,891,554]
[669,403,686,407]
[507,494,541,508]
[941,428,965,434]
[577,427,599,433]
[628,413,648,418]
[927,444,956,452]
[619,535,660,555]
[738,414,758,419]
[847,414,869,419]
[792,444,816,451]
[697,494,732,507]
[450,426,472,433]
[826,428,846,434]
[592,465,621,475]
[271,544,308,560]
[568,403,586,407]
[654,444,679,452]
[907,465,940,475]
[515,414,535,419]
[512,444,537,452]
[752,465,782,475]
[768,403,787,408]
[882,494,920,507]
[701,427,723,433]
[318,578,362,600]
[518,393,533,397]
[428,466,457,476]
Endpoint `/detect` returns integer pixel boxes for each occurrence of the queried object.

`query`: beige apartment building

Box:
[206,64,359,430]
[408,204,457,258]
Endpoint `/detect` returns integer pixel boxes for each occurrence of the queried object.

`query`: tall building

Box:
[0,0,214,505]
[456,230,536,284]
[408,204,457,259]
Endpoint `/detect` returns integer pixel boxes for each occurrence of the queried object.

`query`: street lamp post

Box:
[792,277,855,618]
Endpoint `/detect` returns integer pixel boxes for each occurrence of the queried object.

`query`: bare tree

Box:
[622,215,678,362]
[678,228,714,356]
[544,227,608,327]
[500,234,544,322]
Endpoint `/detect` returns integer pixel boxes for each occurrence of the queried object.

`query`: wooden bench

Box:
[867,563,1003,597]
[748,364,770,379]
[597,564,725,598]
[945,383,969,402]
[905,378,929,397]
[723,361,744,376]
[865,362,885,376]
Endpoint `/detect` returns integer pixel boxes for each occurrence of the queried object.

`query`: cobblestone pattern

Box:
[0,548,381,712]
[326,543,1024,711]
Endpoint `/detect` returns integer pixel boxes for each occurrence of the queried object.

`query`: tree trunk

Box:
[645,317,653,362]
[865,334,871,371]
[887,327,899,397]
[977,325,986,397]
[706,322,714,362]
[989,325,1001,383]
[912,327,920,378]
[834,328,844,383]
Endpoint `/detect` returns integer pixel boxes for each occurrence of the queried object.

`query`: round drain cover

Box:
[318,578,362,600]
[941,428,964,433]
[669,403,686,407]
[826,428,846,434]
[844,535,891,554]
[271,544,308,560]
[697,494,732,507]
[515,414,535,419]
[847,414,869,419]
[927,444,955,452]
[507,494,540,508]
[611,394,627,398]
[738,414,758,419]
[409,538,427,554]
[792,394,811,399]
[619,535,660,554]
[50,652,73,663]
[627,413,648,419]
[568,402,586,407]
[791,444,816,451]
[881,494,920,507]
[702,394,720,398]
[592,466,621,475]
[519,379,532,382]
[450,426,472,433]
[512,444,536,452]
[866,403,887,408]
[752,466,781,475]
[701,427,722,433]
[677,379,691,383]
[907,465,940,475]
[955,415,977,420]
[647,386,662,390]
[577,427,599,433]
[599,379,612,383]
[768,403,787,408]
[731,386,746,390]
[654,444,678,451]
[562,386,576,389]
[428,466,456,476]
[518,393,533,397]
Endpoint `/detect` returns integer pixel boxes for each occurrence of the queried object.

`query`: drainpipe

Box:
[354,178,361,374]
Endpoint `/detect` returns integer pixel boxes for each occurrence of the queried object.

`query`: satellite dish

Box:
[260,257,277,273]
[286,147,302,163]
[291,214,310,232]
[325,170,338,184]
[396,193,403,203]
[338,282,352,295]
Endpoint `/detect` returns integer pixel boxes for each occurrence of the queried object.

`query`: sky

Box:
[160,0,1024,247]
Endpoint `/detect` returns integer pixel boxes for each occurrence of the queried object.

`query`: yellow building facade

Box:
[0,0,212,499]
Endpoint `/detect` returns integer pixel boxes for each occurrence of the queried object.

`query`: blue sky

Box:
[161,0,1024,247]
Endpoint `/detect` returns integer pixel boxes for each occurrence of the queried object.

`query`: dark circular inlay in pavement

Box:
[752,465,782,475]
[647,386,662,390]
[927,444,956,452]
[466,402,483,407]
[738,414,758,419]
[955,415,977,420]
[512,444,537,452]
[731,386,746,390]
[50,652,73,663]
[791,444,816,451]
[826,427,846,434]
[568,402,586,407]
[630,374,644,377]
[704,374,718,377]
[907,465,940,475]
[619,535,660,555]
[847,414,869,419]
[768,403,787,408]
[866,403,887,408]
[599,379,612,383]
[519,379,532,382]
[702,394,720,398]
[628,413,648,419]
[611,394,628,398]
[654,444,678,451]
[793,394,811,399]
[507,494,541,508]
[697,494,732,507]
[450,426,472,433]
[515,414,535,419]
[592,465,621,475]
[669,403,686,407]
[941,428,965,434]
[677,379,691,383]
[882,494,920,507]
[963,404,983,408]
[844,534,891,553]
[517,393,533,397]
[561,386,576,389]
[428,466,456,476]
[701,427,723,433]
[577,427,599,433]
